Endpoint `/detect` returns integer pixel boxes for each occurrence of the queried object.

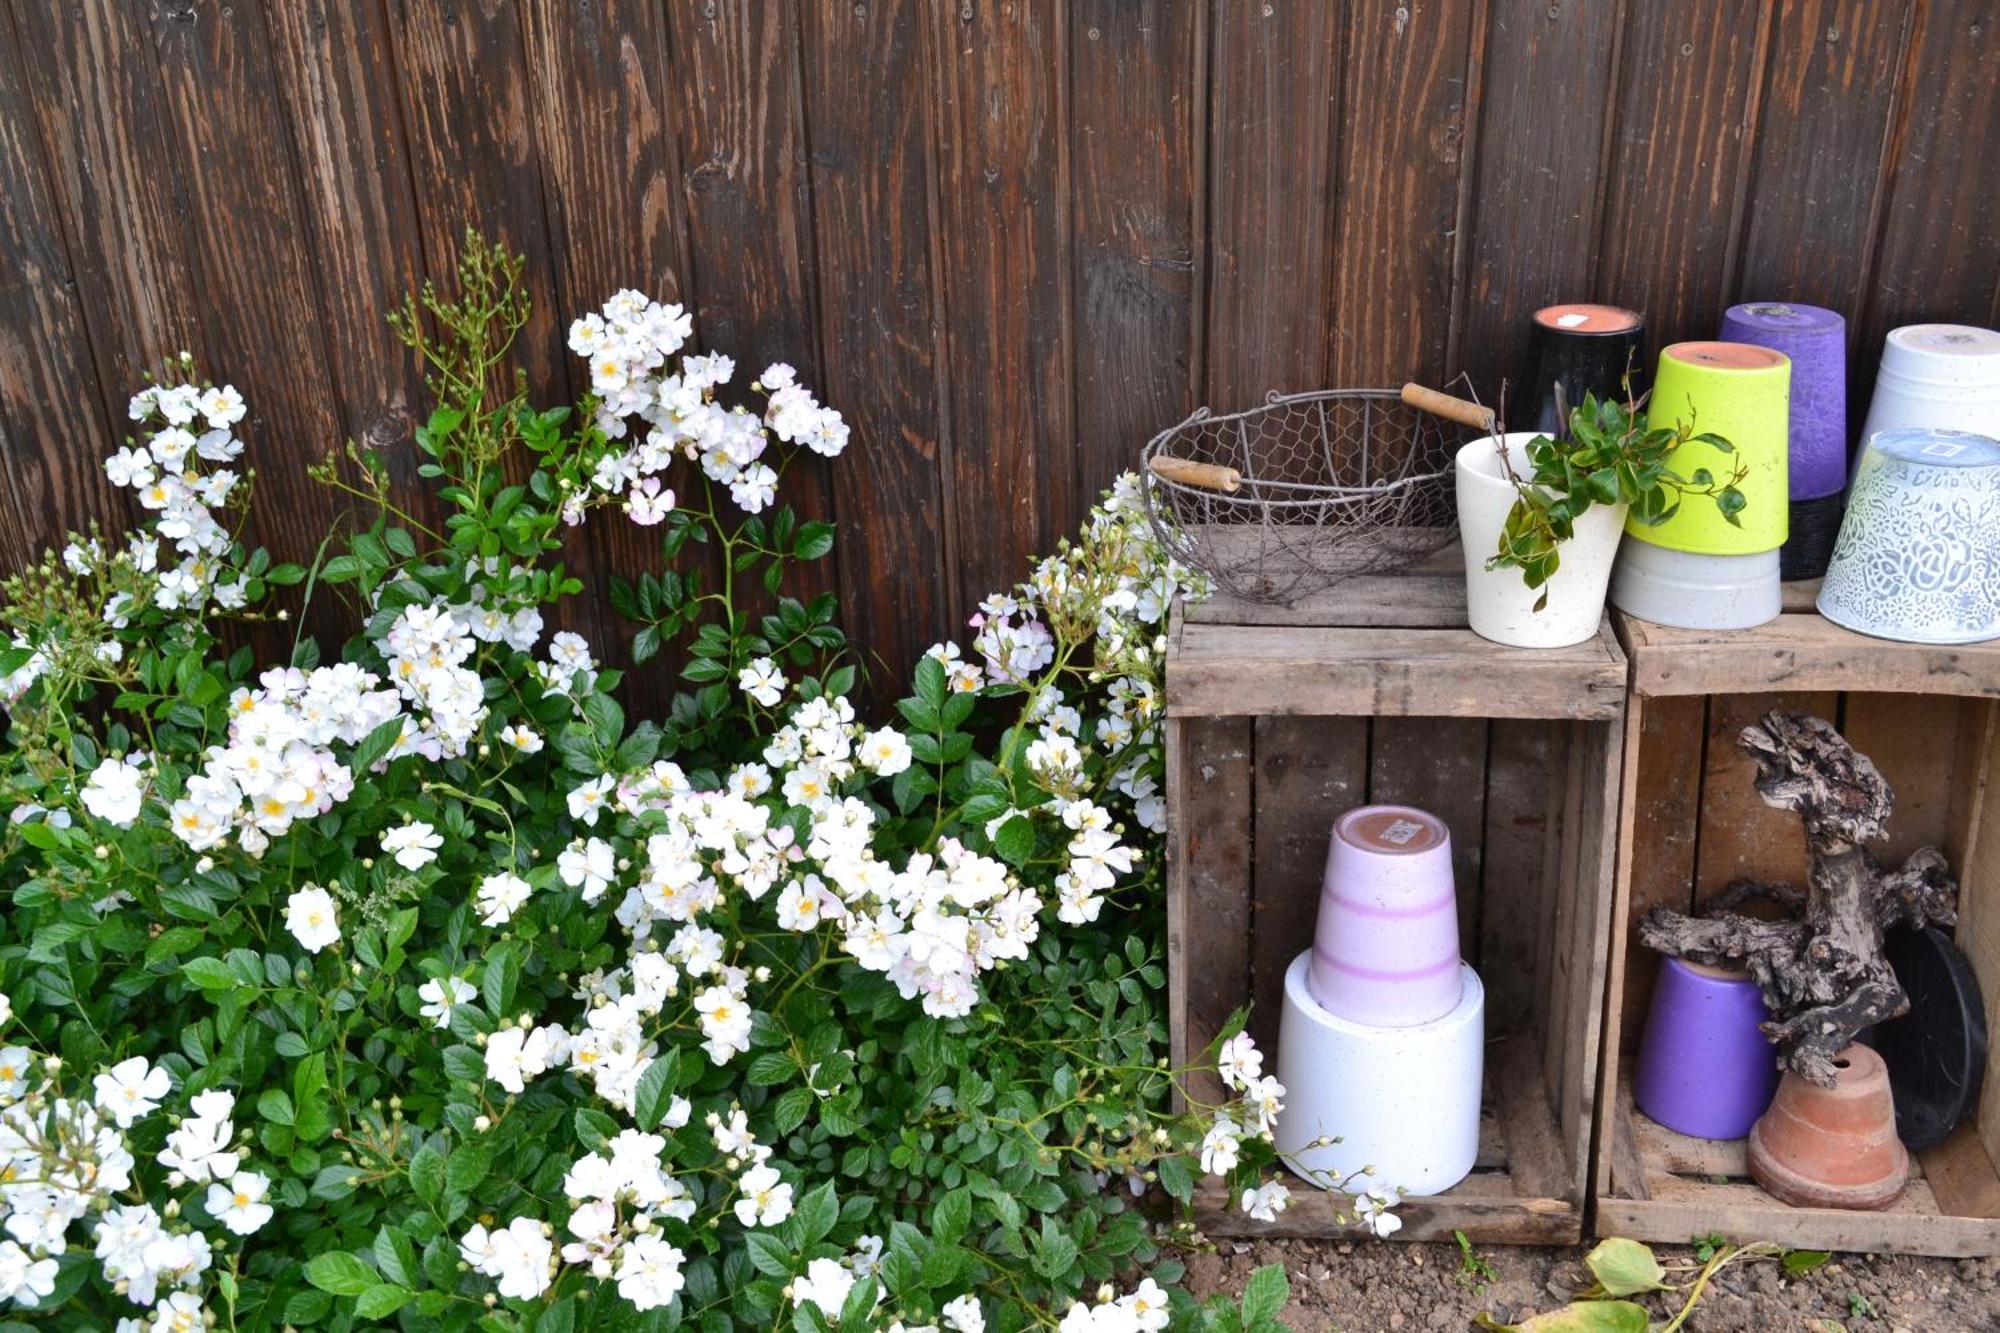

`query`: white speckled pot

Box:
[1456,434,1625,648]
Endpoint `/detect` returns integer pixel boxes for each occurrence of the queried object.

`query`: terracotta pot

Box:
[1747,1043,1909,1210]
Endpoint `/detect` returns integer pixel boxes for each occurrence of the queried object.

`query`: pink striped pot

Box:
[1307,805,1464,1028]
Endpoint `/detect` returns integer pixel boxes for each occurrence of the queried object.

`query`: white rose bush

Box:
[0,234,1331,1331]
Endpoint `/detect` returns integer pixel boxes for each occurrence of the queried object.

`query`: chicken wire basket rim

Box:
[1141,386,1466,606]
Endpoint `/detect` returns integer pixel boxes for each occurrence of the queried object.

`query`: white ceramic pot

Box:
[1859,324,2000,443]
[1455,433,1626,647]
[1275,951,1484,1198]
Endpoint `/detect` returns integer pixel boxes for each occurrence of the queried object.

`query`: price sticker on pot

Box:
[1381,818,1425,846]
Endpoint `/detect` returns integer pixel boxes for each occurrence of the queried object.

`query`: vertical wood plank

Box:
[1480,719,1557,1029]
[1249,717,1366,1055]
[664,0,841,622]
[1068,0,1199,504]
[144,0,348,566]
[262,0,431,507]
[927,0,1073,616]
[522,0,688,310]
[1596,1,1773,349]
[1204,1,1341,405]
[1173,715,1253,1108]
[522,0,692,711]
[1839,692,1958,866]
[800,0,950,687]
[1861,3,2000,369]
[1618,694,1705,1051]
[0,10,117,565]
[1369,717,1490,953]
[1732,0,1912,312]
[1458,1,1625,407]
[1695,690,1839,898]
[10,0,202,448]
[1327,0,1483,388]
[391,0,568,401]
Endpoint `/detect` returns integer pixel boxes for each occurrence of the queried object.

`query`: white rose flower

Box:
[380,820,443,870]
[284,886,341,954]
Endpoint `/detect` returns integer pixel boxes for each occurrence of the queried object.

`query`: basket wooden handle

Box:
[1148,455,1242,493]
[1400,382,1496,431]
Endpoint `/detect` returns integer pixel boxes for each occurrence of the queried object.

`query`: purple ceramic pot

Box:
[1633,958,1779,1139]
[1308,806,1462,1028]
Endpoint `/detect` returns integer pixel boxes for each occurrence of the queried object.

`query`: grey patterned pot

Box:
[1817,428,2000,644]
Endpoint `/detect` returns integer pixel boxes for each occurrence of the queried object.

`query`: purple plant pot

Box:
[1633,958,1780,1140]
[1308,806,1463,1029]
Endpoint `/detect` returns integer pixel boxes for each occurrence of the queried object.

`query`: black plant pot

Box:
[1526,304,1646,437]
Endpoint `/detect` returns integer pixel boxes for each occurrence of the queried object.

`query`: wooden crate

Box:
[1595,586,2000,1256]
[1165,546,1624,1244]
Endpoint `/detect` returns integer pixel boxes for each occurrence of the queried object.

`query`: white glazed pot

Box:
[1455,433,1626,647]
[1859,324,2000,444]
[1275,951,1484,1197]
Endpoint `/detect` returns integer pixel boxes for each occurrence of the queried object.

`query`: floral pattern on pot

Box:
[1816,428,2000,645]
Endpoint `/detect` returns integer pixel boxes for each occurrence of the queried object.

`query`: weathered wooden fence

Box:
[1,1,1997,695]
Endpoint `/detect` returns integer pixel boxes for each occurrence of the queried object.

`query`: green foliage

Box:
[1488,388,1750,608]
[0,235,1269,1332]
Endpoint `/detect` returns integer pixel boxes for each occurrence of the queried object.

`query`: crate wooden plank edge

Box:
[1168,619,1627,719]
[1195,1182,1582,1246]
[1615,609,2000,699]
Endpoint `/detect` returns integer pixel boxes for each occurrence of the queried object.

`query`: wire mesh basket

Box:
[1141,387,1476,606]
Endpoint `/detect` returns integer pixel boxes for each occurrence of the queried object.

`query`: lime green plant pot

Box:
[1626,341,1791,554]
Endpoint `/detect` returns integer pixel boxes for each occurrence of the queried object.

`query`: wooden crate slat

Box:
[1480,720,1559,1030]
[1169,621,1626,719]
[1166,715,1253,1109]
[1196,1176,1578,1245]
[1620,612,2000,699]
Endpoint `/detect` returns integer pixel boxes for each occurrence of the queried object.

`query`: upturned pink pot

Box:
[1308,805,1463,1028]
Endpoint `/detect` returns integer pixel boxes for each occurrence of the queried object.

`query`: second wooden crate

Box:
[1166,550,1624,1244]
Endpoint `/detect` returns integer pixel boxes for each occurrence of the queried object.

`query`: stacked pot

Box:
[1274,806,1483,1197]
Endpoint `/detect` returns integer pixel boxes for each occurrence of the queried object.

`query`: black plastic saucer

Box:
[1871,926,1988,1152]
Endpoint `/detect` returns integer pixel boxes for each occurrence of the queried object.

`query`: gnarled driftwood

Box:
[1638,712,1957,1087]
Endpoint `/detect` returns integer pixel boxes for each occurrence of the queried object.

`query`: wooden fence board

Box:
[1068,0,1199,506]
[800,0,950,688]
[927,0,1074,617]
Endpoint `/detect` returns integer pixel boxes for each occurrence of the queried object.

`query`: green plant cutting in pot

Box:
[1491,386,1749,610]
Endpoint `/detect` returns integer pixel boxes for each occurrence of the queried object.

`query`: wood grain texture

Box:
[1480,719,1560,1030]
[1733,0,1912,313]
[1370,717,1489,951]
[1613,694,1704,1053]
[9,0,202,449]
[800,0,949,688]
[926,0,1073,617]
[1458,1,1624,407]
[262,0,430,506]
[145,0,346,566]
[1693,690,1837,897]
[1863,1,2000,350]
[1248,716,1365,1055]
[1328,0,1482,388]
[0,10,116,567]
[1068,0,1198,504]
[1169,714,1253,1109]
[1596,0,1774,351]
[1204,0,1341,405]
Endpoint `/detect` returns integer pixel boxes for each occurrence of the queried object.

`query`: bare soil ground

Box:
[1183,1238,2000,1331]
